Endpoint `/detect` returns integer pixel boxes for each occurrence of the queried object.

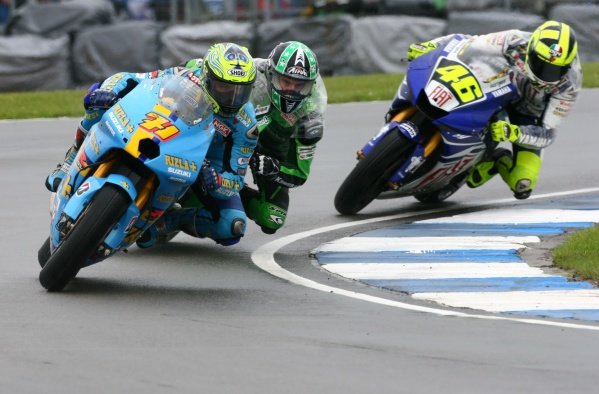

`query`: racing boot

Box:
[466,148,511,189]
[496,148,541,200]
[240,185,285,234]
[45,124,88,192]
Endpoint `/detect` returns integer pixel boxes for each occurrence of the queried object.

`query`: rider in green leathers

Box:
[242,41,327,233]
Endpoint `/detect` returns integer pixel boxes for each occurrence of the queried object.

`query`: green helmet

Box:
[200,43,256,117]
[525,21,578,86]
[267,41,319,113]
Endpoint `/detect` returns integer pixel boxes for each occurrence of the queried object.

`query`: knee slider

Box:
[231,218,245,237]
[214,218,245,246]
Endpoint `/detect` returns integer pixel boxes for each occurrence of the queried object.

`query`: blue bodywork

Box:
[361,36,520,195]
[49,76,215,265]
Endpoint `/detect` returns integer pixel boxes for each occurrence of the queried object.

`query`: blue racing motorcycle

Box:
[334,35,520,215]
[38,74,215,291]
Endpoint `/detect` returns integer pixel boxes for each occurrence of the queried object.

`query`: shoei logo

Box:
[228,68,247,77]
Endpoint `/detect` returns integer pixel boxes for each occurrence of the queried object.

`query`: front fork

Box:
[387,132,441,189]
[54,157,158,258]
[357,107,442,189]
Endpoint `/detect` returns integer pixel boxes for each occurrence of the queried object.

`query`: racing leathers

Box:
[388,31,582,198]
[50,66,257,246]
[241,58,328,233]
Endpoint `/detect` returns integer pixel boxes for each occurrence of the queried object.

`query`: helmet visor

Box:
[206,77,253,116]
[271,72,315,100]
[527,52,569,83]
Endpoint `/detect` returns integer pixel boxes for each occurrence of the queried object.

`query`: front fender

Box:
[63,174,138,221]
[60,174,142,252]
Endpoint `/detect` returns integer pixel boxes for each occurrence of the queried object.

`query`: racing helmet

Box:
[267,41,319,113]
[200,43,256,117]
[525,21,578,86]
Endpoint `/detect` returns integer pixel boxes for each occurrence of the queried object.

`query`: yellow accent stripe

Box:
[124,129,153,158]
[424,132,442,157]
[153,103,171,117]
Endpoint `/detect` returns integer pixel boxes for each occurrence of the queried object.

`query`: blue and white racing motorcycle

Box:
[334,36,520,215]
[38,74,215,291]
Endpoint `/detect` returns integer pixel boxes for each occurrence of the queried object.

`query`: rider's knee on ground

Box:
[196,208,247,245]
[212,217,245,246]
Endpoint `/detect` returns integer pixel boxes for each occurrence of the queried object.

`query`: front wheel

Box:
[38,237,51,268]
[334,130,414,215]
[39,184,131,292]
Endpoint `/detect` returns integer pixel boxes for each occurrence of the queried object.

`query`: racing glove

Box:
[250,153,279,180]
[200,162,222,191]
[489,120,521,143]
[406,41,438,61]
[83,84,118,110]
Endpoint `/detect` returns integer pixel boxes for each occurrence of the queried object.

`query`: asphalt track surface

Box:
[2,91,599,393]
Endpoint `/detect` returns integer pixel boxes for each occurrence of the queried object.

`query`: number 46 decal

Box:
[434,59,483,104]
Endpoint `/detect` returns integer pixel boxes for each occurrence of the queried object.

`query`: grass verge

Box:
[553,226,599,284]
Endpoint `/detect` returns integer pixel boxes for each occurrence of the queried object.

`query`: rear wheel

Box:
[334,131,414,215]
[39,184,131,292]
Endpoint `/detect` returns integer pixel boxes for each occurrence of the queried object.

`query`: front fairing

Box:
[407,36,519,134]
[51,75,215,253]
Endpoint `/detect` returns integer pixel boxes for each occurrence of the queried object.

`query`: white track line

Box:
[251,188,599,331]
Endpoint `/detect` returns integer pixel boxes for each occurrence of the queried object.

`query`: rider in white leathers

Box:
[387,20,582,199]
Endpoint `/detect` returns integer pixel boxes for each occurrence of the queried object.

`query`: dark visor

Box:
[206,78,253,116]
[528,52,569,83]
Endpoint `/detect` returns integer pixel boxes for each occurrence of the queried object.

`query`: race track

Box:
[1,90,599,393]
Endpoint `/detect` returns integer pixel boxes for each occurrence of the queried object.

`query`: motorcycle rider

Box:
[386,20,581,199]
[242,41,327,234]
[173,41,327,234]
[45,42,258,247]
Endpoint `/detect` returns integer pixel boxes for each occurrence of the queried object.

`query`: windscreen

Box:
[158,75,213,126]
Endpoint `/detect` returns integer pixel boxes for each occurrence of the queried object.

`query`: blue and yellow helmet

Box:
[200,43,256,117]
[526,21,578,85]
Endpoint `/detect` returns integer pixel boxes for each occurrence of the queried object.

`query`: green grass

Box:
[3,65,599,282]
[324,73,406,103]
[0,90,86,119]
[553,225,599,284]
[2,62,599,119]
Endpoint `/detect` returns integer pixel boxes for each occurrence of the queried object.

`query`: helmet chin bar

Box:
[279,95,302,113]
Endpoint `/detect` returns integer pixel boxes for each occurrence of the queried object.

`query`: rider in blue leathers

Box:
[45,43,258,247]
